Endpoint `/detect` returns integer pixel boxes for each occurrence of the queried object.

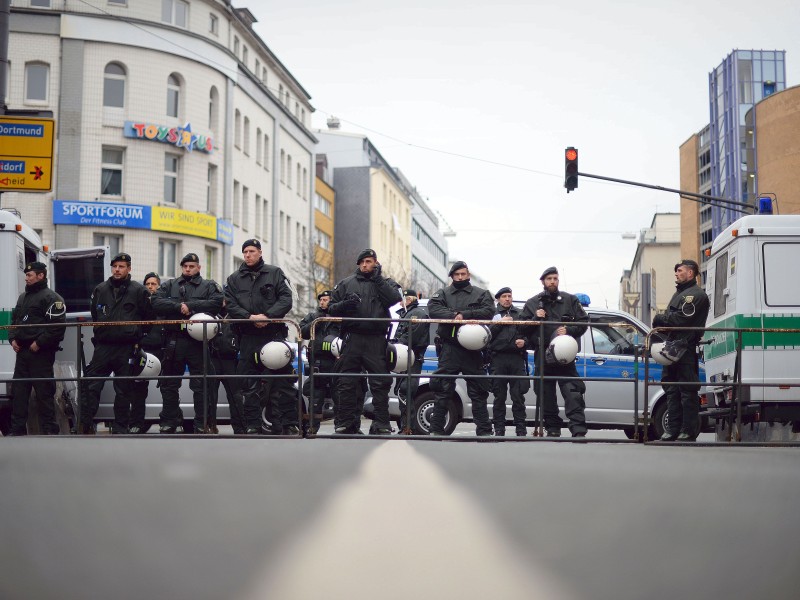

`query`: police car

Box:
[363,300,708,438]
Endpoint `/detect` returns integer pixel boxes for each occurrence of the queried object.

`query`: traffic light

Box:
[564,147,578,192]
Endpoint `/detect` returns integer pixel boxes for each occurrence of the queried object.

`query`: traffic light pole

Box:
[577,171,754,214]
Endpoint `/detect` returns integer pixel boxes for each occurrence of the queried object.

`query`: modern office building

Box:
[4,1,316,309]
[680,49,788,281]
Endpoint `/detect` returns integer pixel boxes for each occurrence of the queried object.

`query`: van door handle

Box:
[591,358,606,365]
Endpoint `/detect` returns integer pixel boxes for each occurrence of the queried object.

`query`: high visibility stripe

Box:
[704,314,800,359]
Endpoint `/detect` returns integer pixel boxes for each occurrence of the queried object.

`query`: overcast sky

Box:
[248,0,799,308]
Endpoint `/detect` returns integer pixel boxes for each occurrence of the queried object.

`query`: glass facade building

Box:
[708,50,786,236]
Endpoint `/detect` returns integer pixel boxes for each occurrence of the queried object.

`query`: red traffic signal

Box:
[565,147,578,192]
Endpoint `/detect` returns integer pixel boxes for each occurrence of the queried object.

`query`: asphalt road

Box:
[1,435,797,600]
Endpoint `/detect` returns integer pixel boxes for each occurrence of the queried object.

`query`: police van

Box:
[703,214,800,441]
[363,299,708,438]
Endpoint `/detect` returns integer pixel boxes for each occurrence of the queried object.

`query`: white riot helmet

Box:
[386,343,415,373]
[650,341,684,366]
[546,334,579,365]
[259,341,295,370]
[185,313,220,341]
[330,337,344,358]
[132,350,161,378]
[456,324,492,350]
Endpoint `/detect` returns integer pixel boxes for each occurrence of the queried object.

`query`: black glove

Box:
[341,292,362,311]
[372,263,383,279]
[652,314,666,327]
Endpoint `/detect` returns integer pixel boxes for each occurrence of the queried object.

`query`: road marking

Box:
[243,441,576,600]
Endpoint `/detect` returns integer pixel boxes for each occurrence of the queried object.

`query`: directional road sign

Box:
[0,116,55,192]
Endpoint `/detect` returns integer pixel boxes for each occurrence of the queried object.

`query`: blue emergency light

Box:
[757,197,773,214]
[575,293,591,307]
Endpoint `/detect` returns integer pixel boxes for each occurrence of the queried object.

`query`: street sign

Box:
[0,116,55,192]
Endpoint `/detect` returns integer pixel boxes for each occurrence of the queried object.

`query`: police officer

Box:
[520,267,589,437]
[393,289,429,433]
[123,272,163,434]
[328,249,401,435]
[299,290,340,434]
[653,259,710,441]
[427,261,495,436]
[153,253,223,434]
[210,296,243,434]
[489,287,529,437]
[79,253,153,434]
[8,262,67,435]
[225,239,296,435]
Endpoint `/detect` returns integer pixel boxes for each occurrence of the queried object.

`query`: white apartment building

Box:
[4,0,315,307]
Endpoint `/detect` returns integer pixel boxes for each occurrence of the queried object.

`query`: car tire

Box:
[411,391,459,435]
[651,401,668,440]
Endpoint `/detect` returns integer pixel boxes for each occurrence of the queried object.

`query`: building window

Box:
[166,74,180,118]
[302,167,308,199]
[241,186,249,232]
[279,211,285,250]
[101,147,124,196]
[205,247,216,281]
[234,110,241,149]
[278,84,284,102]
[30,0,51,6]
[263,134,270,170]
[287,155,292,188]
[103,63,126,108]
[316,228,331,251]
[208,86,219,132]
[261,198,269,240]
[296,223,302,256]
[256,128,262,164]
[243,117,250,155]
[242,46,248,69]
[93,234,122,257]
[296,164,301,195]
[108,0,127,4]
[206,164,217,213]
[161,0,188,27]
[280,150,285,182]
[24,62,49,103]
[233,180,241,226]
[262,67,268,85]
[233,36,240,57]
[255,59,260,78]
[159,240,179,278]
[164,154,179,204]
[314,194,331,217]
[209,13,218,35]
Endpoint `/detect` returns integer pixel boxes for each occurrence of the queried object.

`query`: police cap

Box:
[317,290,332,300]
[448,261,468,277]
[495,286,512,299]
[539,266,558,281]
[24,261,47,274]
[111,253,132,265]
[674,259,700,275]
[242,239,261,252]
[180,253,200,265]
[356,248,377,264]
[404,289,418,298]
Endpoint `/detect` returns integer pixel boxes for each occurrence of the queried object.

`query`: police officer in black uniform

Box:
[427,261,495,436]
[225,239,296,435]
[299,289,340,434]
[153,253,223,434]
[8,262,67,435]
[328,249,401,435]
[489,287,529,437]
[394,289,429,432]
[79,253,153,434]
[117,272,162,434]
[653,259,710,441]
[210,296,243,434]
[520,266,589,437]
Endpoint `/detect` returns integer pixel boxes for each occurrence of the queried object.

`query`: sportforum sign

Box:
[53,200,233,245]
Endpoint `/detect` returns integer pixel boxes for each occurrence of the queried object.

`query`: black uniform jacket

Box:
[395,300,429,353]
[90,276,153,344]
[427,282,495,342]
[653,280,710,346]
[152,274,224,333]
[9,279,67,350]
[328,269,401,336]
[225,260,293,337]
[519,290,588,353]
[489,304,527,355]
[300,308,341,361]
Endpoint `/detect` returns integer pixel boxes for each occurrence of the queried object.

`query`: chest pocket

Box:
[260,284,276,304]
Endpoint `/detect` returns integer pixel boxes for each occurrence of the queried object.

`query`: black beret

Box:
[675,259,700,274]
[539,266,558,281]
[317,290,332,300]
[111,253,131,265]
[404,289,418,298]
[495,286,512,299]
[143,272,161,284]
[24,261,47,274]
[448,261,468,277]
[242,239,261,251]
[356,248,377,263]
[180,253,200,265]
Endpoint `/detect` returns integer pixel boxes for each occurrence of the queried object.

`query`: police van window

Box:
[51,250,107,313]
[763,243,800,307]
[713,252,728,317]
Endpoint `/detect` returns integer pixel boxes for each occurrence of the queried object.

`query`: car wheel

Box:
[650,401,668,439]
[411,391,459,435]
[623,427,645,442]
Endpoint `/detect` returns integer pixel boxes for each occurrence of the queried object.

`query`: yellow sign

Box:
[0,117,55,192]
[151,206,218,240]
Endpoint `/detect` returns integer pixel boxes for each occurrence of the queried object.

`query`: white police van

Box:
[363,299,708,438]
[703,214,800,441]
